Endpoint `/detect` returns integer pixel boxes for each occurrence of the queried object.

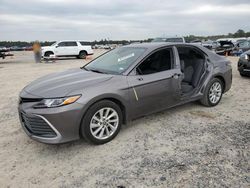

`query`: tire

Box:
[81,100,123,144]
[78,51,87,59]
[44,51,53,57]
[200,78,223,107]
[240,72,245,77]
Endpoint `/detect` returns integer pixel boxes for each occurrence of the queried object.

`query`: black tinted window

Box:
[165,38,183,43]
[137,48,173,75]
[57,42,66,47]
[65,42,77,46]
[80,41,91,45]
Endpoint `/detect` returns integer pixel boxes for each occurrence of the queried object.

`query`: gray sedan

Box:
[18,43,232,144]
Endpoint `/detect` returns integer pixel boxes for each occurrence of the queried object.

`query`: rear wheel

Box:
[78,51,87,59]
[200,78,223,107]
[81,100,122,144]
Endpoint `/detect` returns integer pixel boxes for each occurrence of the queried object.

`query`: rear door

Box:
[64,41,78,55]
[127,47,182,118]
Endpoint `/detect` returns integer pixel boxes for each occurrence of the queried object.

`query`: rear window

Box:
[165,38,184,43]
[80,42,91,46]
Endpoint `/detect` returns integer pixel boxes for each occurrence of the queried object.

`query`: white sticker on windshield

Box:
[118,53,135,63]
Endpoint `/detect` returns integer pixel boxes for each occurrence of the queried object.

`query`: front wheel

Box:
[81,100,122,144]
[200,78,223,107]
[44,51,53,57]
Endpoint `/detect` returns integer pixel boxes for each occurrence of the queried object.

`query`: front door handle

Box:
[137,77,143,81]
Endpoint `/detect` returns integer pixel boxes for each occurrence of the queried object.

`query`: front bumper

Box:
[238,59,250,75]
[18,96,85,144]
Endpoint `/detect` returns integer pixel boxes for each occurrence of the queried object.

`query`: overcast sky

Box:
[1,0,250,41]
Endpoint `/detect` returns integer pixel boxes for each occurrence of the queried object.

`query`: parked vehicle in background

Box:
[190,39,202,45]
[0,46,8,52]
[18,43,232,144]
[232,40,250,56]
[236,40,250,52]
[215,40,235,55]
[152,37,185,43]
[0,46,13,59]
[238,50,250,76]
[235,38,247,46]
[24,46,33,51]
[41,41,94,59]
[202,40,220,50]
[10,46,24,51]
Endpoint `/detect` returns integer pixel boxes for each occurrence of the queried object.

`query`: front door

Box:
[127,47,182,118]
[55,42,67,56]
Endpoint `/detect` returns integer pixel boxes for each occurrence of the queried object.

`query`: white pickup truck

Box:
[41,41,94,59]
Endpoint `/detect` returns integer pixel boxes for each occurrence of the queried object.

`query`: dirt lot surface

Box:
[0,51,249,188]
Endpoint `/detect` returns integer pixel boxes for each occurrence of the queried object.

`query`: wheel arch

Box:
[44,51,54,56]
[78,95,128,136]
[213,75,226,93]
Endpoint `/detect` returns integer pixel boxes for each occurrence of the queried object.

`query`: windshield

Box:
[239,41,250,48]
[84,47,146,74]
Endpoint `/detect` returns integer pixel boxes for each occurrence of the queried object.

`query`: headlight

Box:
[244,54,249,60]
[34,95,81,108]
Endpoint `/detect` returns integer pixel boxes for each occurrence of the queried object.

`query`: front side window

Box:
[85,47,146,74]
[57,42,66,47]
[136,48,173,75]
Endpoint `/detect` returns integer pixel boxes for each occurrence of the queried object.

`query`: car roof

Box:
[125,42,200,50]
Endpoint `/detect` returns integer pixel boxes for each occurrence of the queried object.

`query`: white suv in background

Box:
[41,41,94,59]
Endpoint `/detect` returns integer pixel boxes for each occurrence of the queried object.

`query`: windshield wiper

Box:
[81,66,89,71]
[88,68,107,74]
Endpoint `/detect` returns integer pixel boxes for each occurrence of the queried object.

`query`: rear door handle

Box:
[172,73,180,79]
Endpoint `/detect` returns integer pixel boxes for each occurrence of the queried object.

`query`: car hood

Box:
[22,68,113,98]
[41,46,54,50]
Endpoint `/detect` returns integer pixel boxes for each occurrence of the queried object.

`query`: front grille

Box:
[19,97,42,104]
[20,113,57,138]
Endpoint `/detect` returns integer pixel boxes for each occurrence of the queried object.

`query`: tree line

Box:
[1,29,249,47]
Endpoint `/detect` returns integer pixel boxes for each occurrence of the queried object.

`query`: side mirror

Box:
[244,54,249,61]
[55,45,59,48]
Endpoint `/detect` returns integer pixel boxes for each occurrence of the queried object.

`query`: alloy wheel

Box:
[209,82,222,104]
[90,107,119,140]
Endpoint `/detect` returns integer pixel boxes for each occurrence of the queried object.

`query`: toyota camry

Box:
[18,43,232,144]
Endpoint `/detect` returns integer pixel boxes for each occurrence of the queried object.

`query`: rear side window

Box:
[137,48,173,75]
[65,42,77,46]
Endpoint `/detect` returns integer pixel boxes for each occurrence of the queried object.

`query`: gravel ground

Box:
[0,51,249,188]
